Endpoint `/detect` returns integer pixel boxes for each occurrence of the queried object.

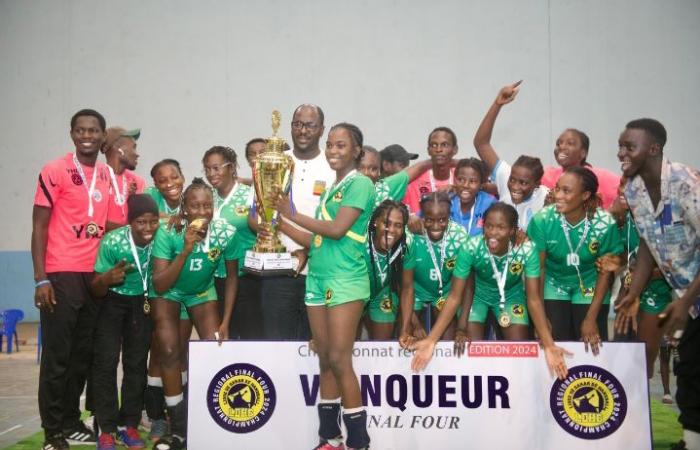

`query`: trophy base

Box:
[243,251,297,277]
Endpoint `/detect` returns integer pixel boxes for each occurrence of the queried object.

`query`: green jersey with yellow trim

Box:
[94,225,152,296]
[308,172,376,279]
[144,186,180,216]
[454,236,540,305]
[374,171,409,207]
[527,205,623,286]
[364,233,413,301]
[150,218,242,298]
[404,220,468,303]
[213,183,256,277]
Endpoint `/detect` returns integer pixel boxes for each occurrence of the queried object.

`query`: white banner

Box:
[188,341,651,450]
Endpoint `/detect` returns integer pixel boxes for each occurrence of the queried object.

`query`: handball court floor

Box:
[0,321,679,449]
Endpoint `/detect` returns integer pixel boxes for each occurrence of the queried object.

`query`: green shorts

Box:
[160,285,218,309]
[305,275,370,307]
[414,295,447,312]
[639,279,673,314]
[367,293,398,323]
[543,275,611,305]
[468,299,529,326]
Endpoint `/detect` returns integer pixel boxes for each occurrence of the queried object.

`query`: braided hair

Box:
[368,200,409,296]
[564,166,601,218]
[173,177,213,232]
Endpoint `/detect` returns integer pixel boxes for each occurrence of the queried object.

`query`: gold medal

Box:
[498,311,511,328]
[623,271,633,289]
[436,297,446,311]
[143,296,151,315]
[314,235,323,247]
[86,221,99,237]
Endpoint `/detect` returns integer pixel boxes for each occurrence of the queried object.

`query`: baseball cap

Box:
[103,127,141,152]
[379,144,419,164]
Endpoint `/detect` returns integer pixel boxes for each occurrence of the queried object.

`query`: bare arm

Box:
[31,206,56,312]
[404,160,434,184]
[151,226,200,294]
[398,268,416,342]
[580,269,614,355]
[217,259,239,340]
[473,81,522,173]
[279,204,362,240]
[90,260,129,298]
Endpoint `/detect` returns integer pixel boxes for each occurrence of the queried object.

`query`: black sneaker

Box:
[670,440,687,450]
[43,433,69,450]
[153,434,186,450]
[63,421,97,445]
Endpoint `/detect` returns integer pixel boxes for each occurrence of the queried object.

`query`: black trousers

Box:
[92,291,152,432]
[260,274,310,340]
[676,315,700,433]
[39,272,99,434]
[215,274,263,339]
[544,300,610,341]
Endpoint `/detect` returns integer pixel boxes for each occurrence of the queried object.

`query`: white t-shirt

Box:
[280,149,335,275]
[492,159,549,230]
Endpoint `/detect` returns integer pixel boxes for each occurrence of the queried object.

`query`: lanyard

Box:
[463,202,476,234]
[429,169,453,192]
[108,166,128,206]
[488,243,514,312]
[214,182,239,219]
[369,238,401,285]
[559,213,590,294]
[72,154,98,217]
[423,230,447,296]
[127,226,151,295]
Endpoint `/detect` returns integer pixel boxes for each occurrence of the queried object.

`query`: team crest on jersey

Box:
[71,172,83,185]
[235,206,248,216]
[380,297,393,313]
[509,260,524,275]
[333,191,343,202]
[208,247,221,262]
[445,258,456,271]
[435,297,446,311]
[550,365,627,439]
[207,363,276,433]
[588,239,600,254]
[511,304,525,318]
[314,235,323,247]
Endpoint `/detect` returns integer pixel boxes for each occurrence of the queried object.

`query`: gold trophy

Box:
[243,110,296,276]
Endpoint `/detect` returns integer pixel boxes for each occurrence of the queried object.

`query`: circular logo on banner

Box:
[549,364,627,439]
[207,363,276,433]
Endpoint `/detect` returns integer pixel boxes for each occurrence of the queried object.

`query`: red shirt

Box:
[106,169,146,225]
[34,153,112,272]
[541,165,620,210]
[402,168,454,214]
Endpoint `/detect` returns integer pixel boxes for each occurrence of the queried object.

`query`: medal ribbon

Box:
[369,238,402,285]
[559,214,591,295]
[429,169,453,192]
[72,154,98,217]
[319,170,365,243]
[127,226,152,295]
[423,230,447,296]
[107,166,128,206]
[487,242,514,312]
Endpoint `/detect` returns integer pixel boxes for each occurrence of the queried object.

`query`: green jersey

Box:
[144,186,180,216]
[364,233,413,301]
[404,220,468,304]
[374,171,409,207]
[213,183,256,277]
[94,225,152,296]
[527,205,623,287]
[308,172,376,279]
[454,236,540,306]
[150,218,242,299]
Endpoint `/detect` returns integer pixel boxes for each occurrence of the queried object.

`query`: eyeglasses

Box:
[203,162,231,175]
[291,121,320,131]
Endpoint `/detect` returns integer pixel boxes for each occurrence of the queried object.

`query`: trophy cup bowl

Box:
[243,111,296,276]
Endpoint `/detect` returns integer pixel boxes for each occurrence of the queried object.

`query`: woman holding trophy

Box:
[274,122,375,450]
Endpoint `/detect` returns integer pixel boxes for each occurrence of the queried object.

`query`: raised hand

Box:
[495,80,522,106]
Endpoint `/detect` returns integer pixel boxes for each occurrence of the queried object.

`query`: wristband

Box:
[35,279,51,288]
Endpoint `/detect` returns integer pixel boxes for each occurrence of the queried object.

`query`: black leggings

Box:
[544,300,609,341]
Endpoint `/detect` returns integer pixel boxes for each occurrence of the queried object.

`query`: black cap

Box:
[379,144,419,164]
[127,194,159,223]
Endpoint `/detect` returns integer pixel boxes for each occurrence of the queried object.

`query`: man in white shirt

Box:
[260,104,335,339]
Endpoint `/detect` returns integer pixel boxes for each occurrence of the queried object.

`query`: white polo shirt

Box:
[280,149,335,275]
[492,159,549,231]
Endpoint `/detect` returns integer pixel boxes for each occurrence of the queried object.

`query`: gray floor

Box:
[0,322,679,448]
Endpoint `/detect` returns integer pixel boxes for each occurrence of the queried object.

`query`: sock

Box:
[166,398,188,439]
[165,393,184,407]
[147,376,163,387]
[343,409,370,449]
[684,429,700,450]
[318,398,342,444]
[181,371,188,386]
[144,384,166,420]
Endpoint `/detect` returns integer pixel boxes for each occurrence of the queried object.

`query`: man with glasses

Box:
[403,127,459,214]
[259,104,335,340]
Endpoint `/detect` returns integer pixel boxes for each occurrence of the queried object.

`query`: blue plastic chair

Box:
[0,309,24,353]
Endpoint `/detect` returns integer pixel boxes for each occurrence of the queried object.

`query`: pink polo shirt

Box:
[403,168,454,214]
[34,153,112,272]
[541,165,620,209]
[106,169,146,225]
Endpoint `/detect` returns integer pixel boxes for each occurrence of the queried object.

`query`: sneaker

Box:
[97,433,116,450]
[670,439,687,450]
[663,394,674,404]
[117,427,146,449]
[149,418,169,441]
[153,434,186,450]
[43,433,69,450]
[313,442,346,450]
[63,421,97,445]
